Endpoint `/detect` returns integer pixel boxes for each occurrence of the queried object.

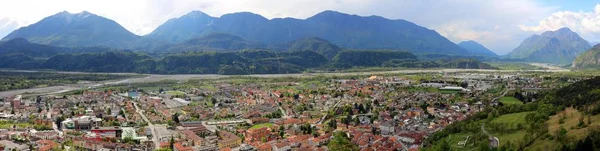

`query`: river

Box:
[0,67,569,98]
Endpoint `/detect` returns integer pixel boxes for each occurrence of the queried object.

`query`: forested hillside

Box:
[424,76,600,151]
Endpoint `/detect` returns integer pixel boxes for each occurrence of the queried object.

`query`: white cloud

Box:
[520,4,600,45]
[0,18,24,39]
[0,0,557,54]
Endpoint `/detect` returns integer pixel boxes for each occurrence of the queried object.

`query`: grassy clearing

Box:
[250,123,274,129]
[487,62,546,70]
[500,97,523,105]
[525,139,560,151]
[491,111,533,127]
[546,107,600,140]
[166,90,186,96]
[446,133,477,150]
[0,122,31,129]
[200,85,217,91]
[494,130,526,147]
[406,87,439,93]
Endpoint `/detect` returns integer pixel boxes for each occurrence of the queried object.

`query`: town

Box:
[0,71,577,151]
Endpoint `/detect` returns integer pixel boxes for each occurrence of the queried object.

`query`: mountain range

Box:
[11,10,600,73]
[148,10,472,55]
[1,10,483,56]
[457,40,497,57]
[506,27,591,64]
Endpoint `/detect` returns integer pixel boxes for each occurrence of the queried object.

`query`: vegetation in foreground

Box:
[424,76,600,151]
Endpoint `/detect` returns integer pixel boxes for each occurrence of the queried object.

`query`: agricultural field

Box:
[499,96,523,105]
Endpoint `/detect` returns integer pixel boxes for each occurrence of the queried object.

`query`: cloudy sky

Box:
[0,0,598,55]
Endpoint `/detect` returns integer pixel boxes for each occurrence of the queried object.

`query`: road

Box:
[47,106,64,137]
[492,89,508,103]
[481,124,499,148]
[132,101,160,149]
[279,106,290,119]
[317,100,343,124]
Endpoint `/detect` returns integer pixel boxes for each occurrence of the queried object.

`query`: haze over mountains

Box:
[458,40,497,57]
[506,27,591,64]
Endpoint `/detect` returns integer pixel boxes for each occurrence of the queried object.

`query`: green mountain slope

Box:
[506,27,591,64]
[146,10,470,55]
[2,11,140,48]
[286,37,342,60]
[146,11,216,43]
[0,38,115,57]
[572,44,600,68]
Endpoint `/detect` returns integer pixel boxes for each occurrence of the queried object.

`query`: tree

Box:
[439,138,451,151]
[173,113,180,124]
[328,120,337,130]
[167,120,175,127]
[327,131,358,151]
[169,135,175,150]
[556,126,568,142]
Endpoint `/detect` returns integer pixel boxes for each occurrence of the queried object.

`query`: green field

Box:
[250,123,274,129]
[500,97,523,105]
[406,87,439,93]
[487,62,546,70]
[491,111,533,127]
[446,133,478,150]
[494,130,526,147]
[0,122,31,129]
[166,90,186,96]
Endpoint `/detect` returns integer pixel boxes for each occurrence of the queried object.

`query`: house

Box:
[272,142,291,151]
[256,143,272,151]
[174,142,193,151]
[37,140,58,151]
[218,131,241,149]
[245,127,271,142]
[61,116,102,130]
[31,131,59,140]
[181,129,204,146]
[380,121,395,135]
[91,127,123,138]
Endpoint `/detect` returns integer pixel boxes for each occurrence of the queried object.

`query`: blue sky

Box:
[0,0,598,55]
[542,0,597,11]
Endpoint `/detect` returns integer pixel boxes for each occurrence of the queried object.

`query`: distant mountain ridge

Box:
[145,11,216,43]
[0,38,117,57]
[147,10,470,55]
[284,37,342,60]
[2,11,140,48]
[458,40,497,57]
[506,27,591,64]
